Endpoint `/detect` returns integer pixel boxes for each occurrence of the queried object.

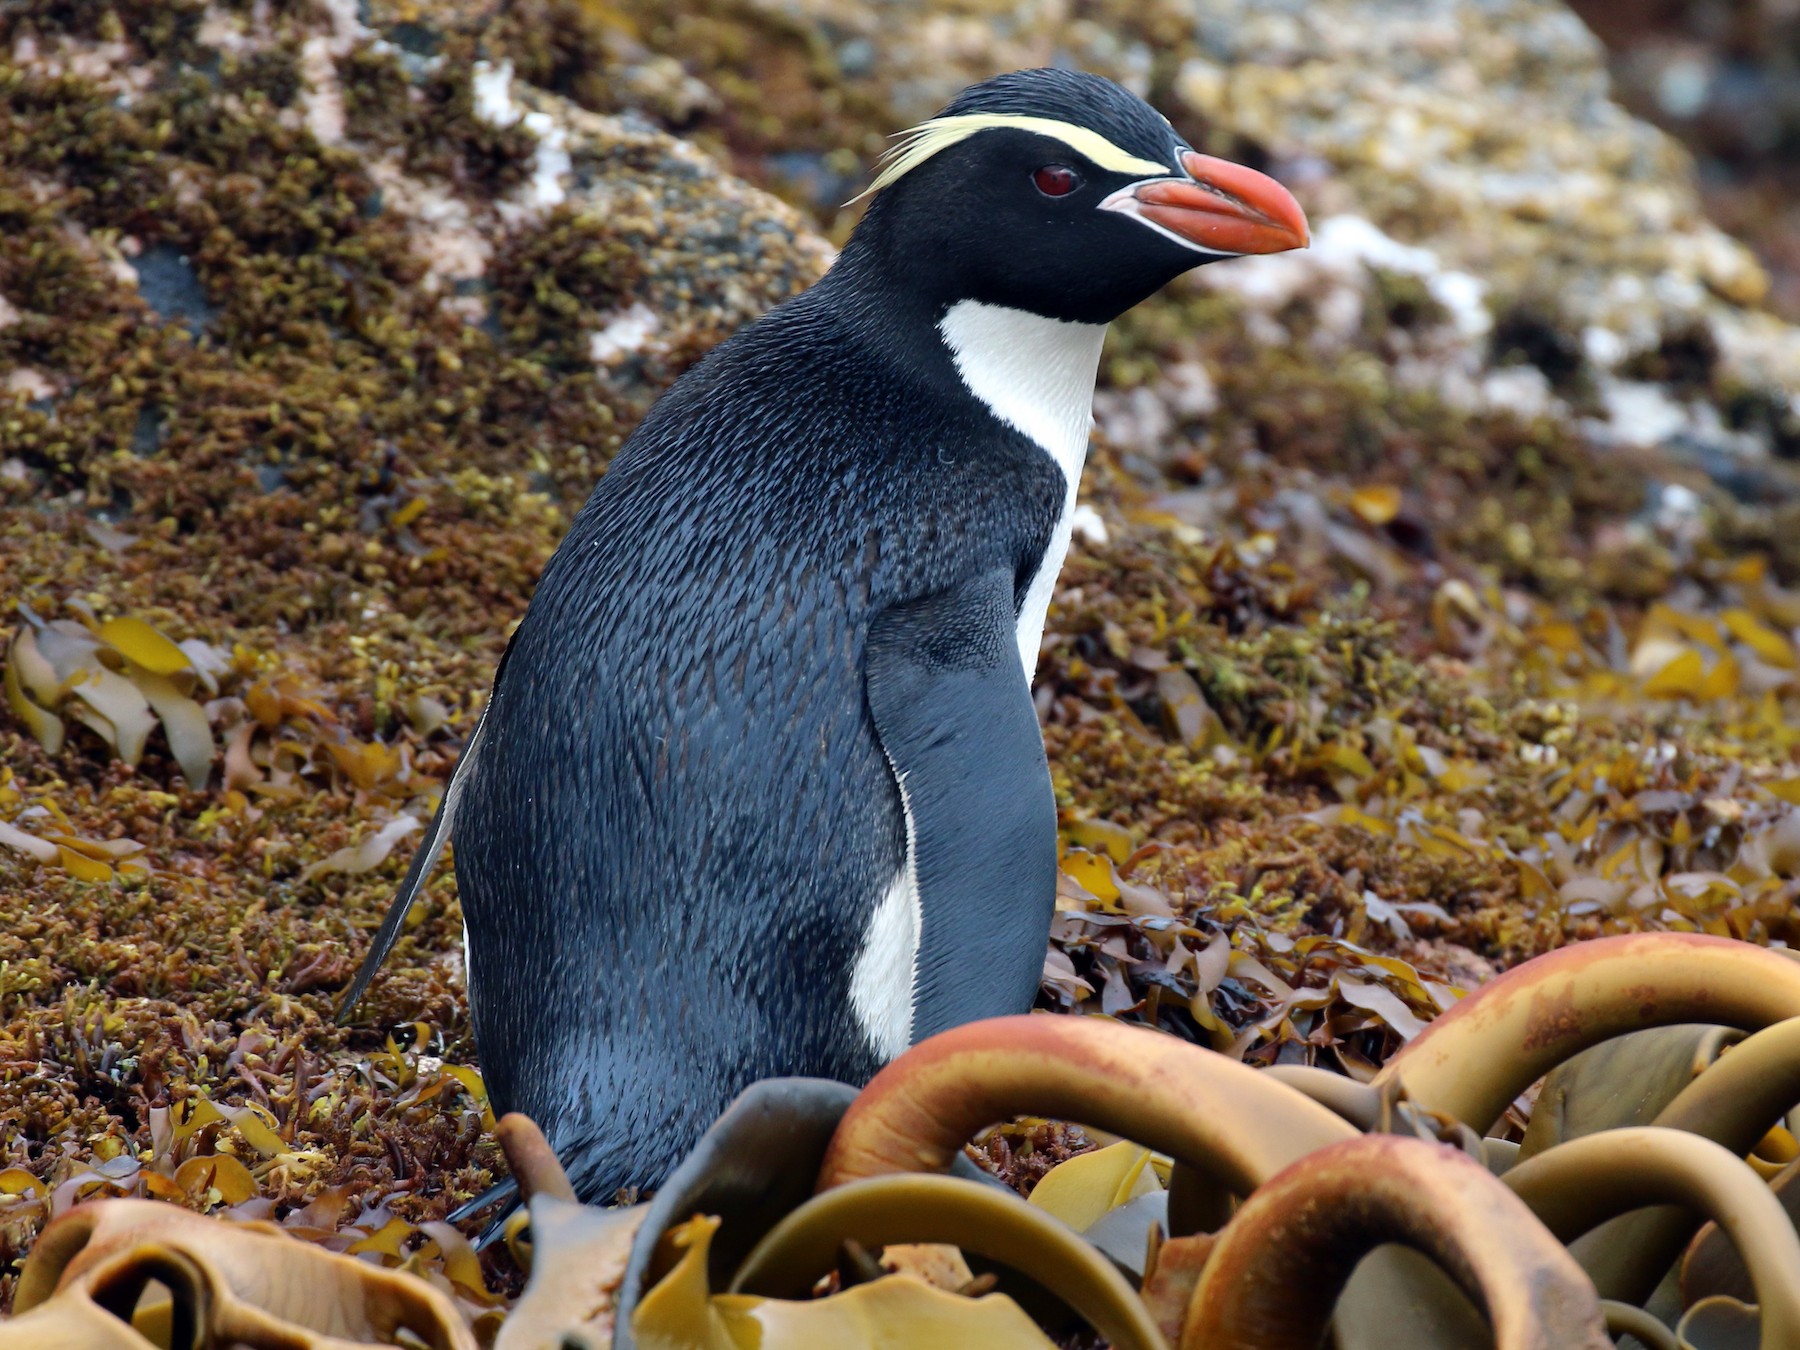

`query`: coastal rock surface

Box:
[3,0,1800,1324]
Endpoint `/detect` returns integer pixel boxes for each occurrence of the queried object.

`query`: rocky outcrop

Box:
[537,0,1800,495]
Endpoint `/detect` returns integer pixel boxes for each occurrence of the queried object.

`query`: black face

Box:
[870,125,1204,326]
[841,69,1308,328]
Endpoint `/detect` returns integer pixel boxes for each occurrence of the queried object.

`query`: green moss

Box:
[339,41,415,142]
[0,70,173,224]
[1489,300,1590,394]
[596,0,892,178]
[1620,319,1721,394]
[222,43,304,109]
[5,0,206,58]
[1364,265,1449,337]
[487,0,622,114]
[338,38,537,194]
[491,205,646,366]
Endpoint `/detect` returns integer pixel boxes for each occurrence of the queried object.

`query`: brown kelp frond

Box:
[815,1014,1357,1195]
[728,1175,1167,1350]
[1374,932,1800,1131]
[12,1198,475,1349]
[1184,1134,1610,1350]
[24,932,1800,1347]
[1503,1127,1800,1347]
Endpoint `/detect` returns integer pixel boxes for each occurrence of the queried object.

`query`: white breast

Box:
[936,299,1107,680]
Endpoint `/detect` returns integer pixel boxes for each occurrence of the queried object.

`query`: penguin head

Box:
[848,69,1309,326]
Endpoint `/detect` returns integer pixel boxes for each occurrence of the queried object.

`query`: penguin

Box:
[339,67,1307,1204]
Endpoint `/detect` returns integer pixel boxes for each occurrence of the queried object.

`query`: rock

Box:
[0,0,828,637]
[575,0,1800,500]
[1568,0,1800,320]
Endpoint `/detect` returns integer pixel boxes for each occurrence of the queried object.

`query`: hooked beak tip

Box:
[1130,149,1311,257]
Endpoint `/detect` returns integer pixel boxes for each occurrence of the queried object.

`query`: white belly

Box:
[1014,512,1075,683]
[462,919,474,1014]
[851,765,919,1060]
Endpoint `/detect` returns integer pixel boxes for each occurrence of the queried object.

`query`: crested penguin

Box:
[339,67,1308,1203]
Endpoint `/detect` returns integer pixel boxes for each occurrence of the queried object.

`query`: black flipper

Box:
[334,702,490,1024]
[864,567,1058,1042]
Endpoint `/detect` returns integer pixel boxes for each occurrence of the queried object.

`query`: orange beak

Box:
[1129,150,1309,256]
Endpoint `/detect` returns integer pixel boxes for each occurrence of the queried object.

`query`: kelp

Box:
[360,936,1800,1344]
[632,935,1800,1350]
[16,933,1800,1346]
[9,1197,475,1349]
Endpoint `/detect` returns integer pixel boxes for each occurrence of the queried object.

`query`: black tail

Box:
[446,1176,522,1248]
[335,708,489,1023]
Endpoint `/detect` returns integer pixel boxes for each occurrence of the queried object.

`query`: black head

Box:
[840,68,1308,326]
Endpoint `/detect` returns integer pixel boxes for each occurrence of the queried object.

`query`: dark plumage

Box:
[339,67,1308,1204]
[461,281,1062,1196]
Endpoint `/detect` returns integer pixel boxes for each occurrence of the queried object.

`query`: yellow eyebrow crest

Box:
[850,114,1171,203]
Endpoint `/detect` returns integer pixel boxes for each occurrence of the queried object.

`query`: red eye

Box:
[1032,164,1080,197]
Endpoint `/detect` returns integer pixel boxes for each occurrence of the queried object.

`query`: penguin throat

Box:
[936,299,1106,677]
[937,300,1105,473]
